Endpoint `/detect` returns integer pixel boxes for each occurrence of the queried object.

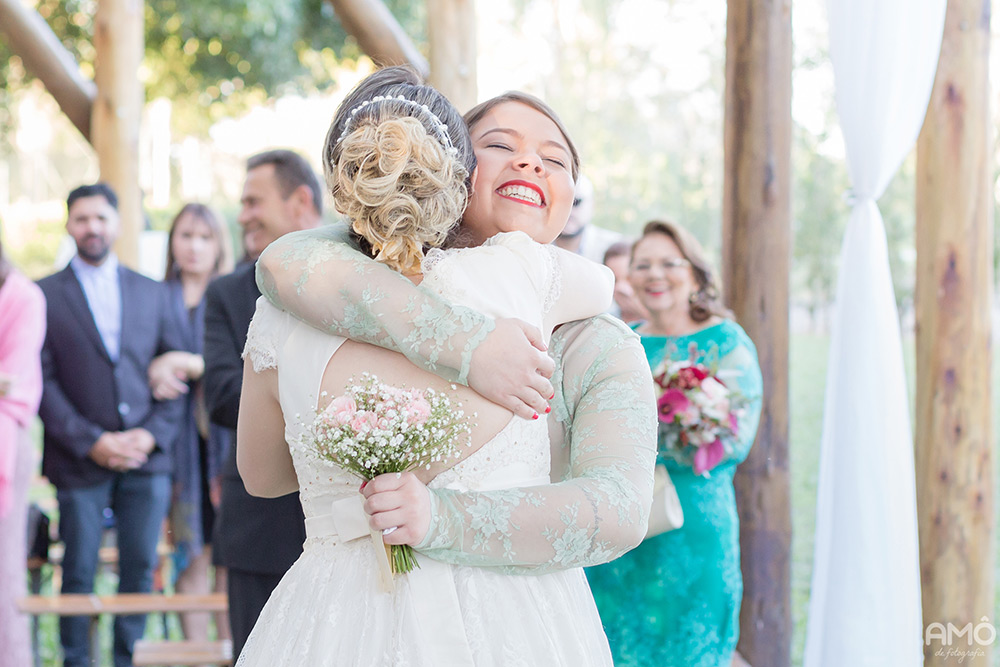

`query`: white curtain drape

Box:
[804,2,946,666]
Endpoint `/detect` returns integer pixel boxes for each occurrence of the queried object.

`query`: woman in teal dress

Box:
[586,220,762,667]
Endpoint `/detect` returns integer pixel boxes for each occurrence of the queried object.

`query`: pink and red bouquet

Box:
[653,356,741,476]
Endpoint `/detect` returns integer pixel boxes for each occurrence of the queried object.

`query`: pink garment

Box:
[0,270,46,518]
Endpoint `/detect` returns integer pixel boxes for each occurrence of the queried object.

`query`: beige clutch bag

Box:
[645,463,684,538]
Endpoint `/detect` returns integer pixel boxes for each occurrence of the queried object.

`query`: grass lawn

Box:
[23,331,1000,665]
[788,332,1000,667]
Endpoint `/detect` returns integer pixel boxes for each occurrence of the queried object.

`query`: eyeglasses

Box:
[631,258,691,272]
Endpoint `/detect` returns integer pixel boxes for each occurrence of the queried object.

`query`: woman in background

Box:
[148,203,233,643]
[0,233,47,664]
[586,220,762,667]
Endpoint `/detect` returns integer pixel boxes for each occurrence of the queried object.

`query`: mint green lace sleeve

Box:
[255,226,494,384]
[415,315,658,574]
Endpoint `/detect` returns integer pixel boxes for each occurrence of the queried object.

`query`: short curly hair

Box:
[324,67,474,275]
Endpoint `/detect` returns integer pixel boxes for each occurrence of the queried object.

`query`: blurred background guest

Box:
[204,150,316,656]
[0,230,47,666]
[553,174,624,263]
[603,240,649,324]
[586,220,762,667]
[148,203,234,645]
[37,183,183,667]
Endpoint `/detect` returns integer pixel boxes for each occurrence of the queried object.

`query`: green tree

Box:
[0,0,427,140]
[792,124,849,325]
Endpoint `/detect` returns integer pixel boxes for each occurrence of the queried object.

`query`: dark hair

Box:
[463,91,580,182]
[246,150,324,215]
[633,219,733,323]
[67,183,118,213]
[603,240,631,264]
[164,203,234,281]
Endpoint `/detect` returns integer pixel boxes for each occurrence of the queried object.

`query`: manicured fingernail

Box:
[532,412,539,420]
[360,480,368,490]
[544,405,551,414]
[550,391,556,400]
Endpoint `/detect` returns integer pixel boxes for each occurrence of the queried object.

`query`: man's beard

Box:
[77,238,111,264]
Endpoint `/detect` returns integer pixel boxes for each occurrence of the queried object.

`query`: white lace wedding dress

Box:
[237,232,615,666]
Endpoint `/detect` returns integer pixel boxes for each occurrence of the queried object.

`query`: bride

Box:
[236,67,627,665]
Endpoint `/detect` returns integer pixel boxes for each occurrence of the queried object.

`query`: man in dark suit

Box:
[203,150,321,657]
[38,183,183,667]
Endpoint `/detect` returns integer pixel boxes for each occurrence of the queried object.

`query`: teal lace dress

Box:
[586,320,762,667]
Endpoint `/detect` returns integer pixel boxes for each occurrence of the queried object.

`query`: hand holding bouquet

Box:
[653,355,742,476]
[308,373,472,575]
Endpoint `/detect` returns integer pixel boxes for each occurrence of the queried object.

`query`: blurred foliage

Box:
[791,125,848,324]
[0,0,428,139]
[4,215,65,279]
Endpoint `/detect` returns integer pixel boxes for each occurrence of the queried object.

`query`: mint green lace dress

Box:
[254,226,658,574]
[586,320,762,666]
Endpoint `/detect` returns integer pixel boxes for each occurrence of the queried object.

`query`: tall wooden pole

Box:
[326,0,430,79]
[0,0,95,143]
[92,0,143,267]
[915,1,993,665]
[722,1,792,666]
[426,0,477,112]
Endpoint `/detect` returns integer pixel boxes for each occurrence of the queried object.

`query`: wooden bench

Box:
[19,592,230,665]
[133,639,233,666]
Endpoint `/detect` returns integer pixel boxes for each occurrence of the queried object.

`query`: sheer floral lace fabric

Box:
[586,320,764,666]
[255,226,657,574]
[236,231,644,665]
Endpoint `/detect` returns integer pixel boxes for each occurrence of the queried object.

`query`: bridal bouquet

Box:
[653,353,742,476]
[308,373,472,575]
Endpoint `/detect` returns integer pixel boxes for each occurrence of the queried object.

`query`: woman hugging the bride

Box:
[236,66,657,666]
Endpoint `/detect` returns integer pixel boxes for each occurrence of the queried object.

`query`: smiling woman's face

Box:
[461,101,576,245]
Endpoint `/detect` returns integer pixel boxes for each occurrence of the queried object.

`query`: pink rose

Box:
[349,411,377,433]
[325,395,357,426]
[406,397,432,426]
[693,439,726,475]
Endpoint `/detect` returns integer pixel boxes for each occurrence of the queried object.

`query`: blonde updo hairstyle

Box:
[324,66,476,274]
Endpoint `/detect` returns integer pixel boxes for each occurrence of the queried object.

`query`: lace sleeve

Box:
[256,225,495,385]
[242,298,291,373]
[717,333,763,465]
[415,315,658,573]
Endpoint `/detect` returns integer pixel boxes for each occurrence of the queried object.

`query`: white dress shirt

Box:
[70,254,122,362]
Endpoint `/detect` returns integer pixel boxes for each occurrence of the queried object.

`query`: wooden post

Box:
[92,0,143,268]
[326,0,430,79]
[0,0,95,143]
[722,1,792,666]
[426,0,476,112]
[915,0,994,665]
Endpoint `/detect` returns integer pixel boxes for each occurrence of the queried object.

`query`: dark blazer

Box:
[37,263,184,489]
[203,262,305,575]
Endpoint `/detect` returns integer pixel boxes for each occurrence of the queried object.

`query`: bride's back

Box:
[320,340,514,479]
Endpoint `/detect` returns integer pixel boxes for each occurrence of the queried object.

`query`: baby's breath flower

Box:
[306,372,475,481]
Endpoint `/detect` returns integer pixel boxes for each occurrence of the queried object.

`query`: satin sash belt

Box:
[304,493,475,666]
